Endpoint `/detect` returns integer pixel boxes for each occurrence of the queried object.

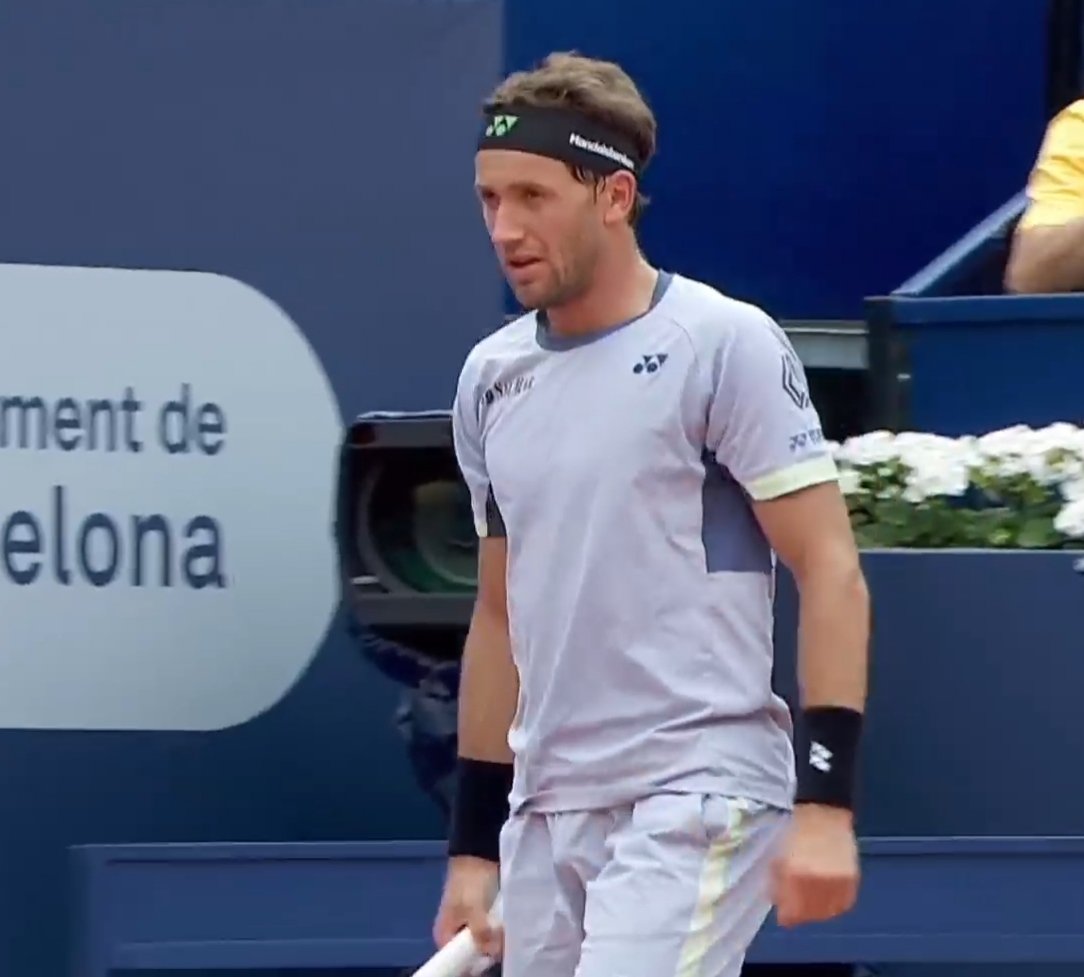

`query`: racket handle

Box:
[413,928,482,977]
[415,895,503,977]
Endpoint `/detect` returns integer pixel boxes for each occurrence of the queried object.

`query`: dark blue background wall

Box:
[506,0,1049,318]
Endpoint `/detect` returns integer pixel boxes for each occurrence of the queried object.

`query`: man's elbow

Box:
[819,557,869,607]
[1004,226,1084,294]
[842,562,870,610]
[1004,246,1048,294]
[792,542,868,604]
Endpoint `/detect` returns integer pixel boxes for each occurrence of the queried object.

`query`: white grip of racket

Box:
[414,895,503,977]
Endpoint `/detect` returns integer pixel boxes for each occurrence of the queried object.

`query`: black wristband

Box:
[448,758,513,862]
[794,706,863,810]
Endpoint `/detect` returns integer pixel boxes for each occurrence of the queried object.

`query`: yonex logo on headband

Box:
[477,105,643,177]
[486,115,519,137]
[568,132,636,172]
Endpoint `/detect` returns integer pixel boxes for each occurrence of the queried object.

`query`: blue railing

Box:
[866,190,1084,434]
[893,191,1027,299]
[70,837,1084,976]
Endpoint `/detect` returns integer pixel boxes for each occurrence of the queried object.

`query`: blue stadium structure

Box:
[0,2,1081,976]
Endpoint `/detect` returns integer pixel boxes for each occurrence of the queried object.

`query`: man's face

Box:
[475,150,606,311]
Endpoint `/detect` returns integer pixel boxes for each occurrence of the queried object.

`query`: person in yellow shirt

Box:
[1006,99,1084,293]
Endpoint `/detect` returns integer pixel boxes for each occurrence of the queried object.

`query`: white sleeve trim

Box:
[745,456,839,501]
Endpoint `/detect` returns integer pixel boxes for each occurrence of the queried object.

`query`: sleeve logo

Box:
[781,351,810,409]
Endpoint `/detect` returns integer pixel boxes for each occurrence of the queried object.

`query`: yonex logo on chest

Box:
[633,353,668,375]
[482,374,534,406]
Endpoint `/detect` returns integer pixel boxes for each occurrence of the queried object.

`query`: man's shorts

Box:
[498,793,789,977]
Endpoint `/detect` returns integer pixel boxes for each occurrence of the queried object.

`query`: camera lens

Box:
[356,452,477,593]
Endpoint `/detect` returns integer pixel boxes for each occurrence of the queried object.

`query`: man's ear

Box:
[601,171,638,226]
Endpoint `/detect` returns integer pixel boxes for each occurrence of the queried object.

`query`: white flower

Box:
[974,424,1035,457]
[1054,498,1084,539]
[966,423,1084,485]
[1043,456,1084,490]
[952,435,984,468]
[987,453,1032,479]
[876,432,973,502]
[1031,423,1084,453]
[834,431,897,467]
[1026,456,1068,487]
[1024,426,1084,485]
[835,423,1084,504]
[897,438,969,469]
[901,453,972,502]
[837,467,862,496]
[1063,478,1084,504]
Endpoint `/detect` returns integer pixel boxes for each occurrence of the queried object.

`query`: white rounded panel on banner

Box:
[0,263,343,731]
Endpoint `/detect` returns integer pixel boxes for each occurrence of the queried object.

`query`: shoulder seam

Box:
[656,311,704,381]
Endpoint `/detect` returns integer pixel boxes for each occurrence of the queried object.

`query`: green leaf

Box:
[1017,517,1059,549]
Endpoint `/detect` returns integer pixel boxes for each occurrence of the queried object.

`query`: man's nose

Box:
[489,203,525,246]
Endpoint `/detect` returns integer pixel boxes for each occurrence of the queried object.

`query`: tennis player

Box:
[434,51,870,977]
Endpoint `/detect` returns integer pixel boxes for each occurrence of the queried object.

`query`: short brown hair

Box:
[485,51,657,225]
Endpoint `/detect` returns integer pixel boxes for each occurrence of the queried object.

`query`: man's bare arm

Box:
[435,538,513,952]
[1005,219,1084,294]
[758,479,867,926]
[753,481,869,713]
[458,536,517,762]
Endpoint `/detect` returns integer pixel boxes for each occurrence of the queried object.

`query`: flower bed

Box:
[834,423,1084,550]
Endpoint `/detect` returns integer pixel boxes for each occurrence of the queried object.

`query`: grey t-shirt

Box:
[452,272,838,815]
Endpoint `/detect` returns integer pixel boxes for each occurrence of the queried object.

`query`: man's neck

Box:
[544,245,659,337]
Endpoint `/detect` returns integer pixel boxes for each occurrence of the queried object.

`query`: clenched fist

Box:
[772,804,860,927]
[433,856,502,959]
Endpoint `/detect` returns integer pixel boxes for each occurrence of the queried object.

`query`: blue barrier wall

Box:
[773,552,1084,837]
[871,295,1084,434]
[507,0,1050,318]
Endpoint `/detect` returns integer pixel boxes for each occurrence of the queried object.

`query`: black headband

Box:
[477,104,643,177]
